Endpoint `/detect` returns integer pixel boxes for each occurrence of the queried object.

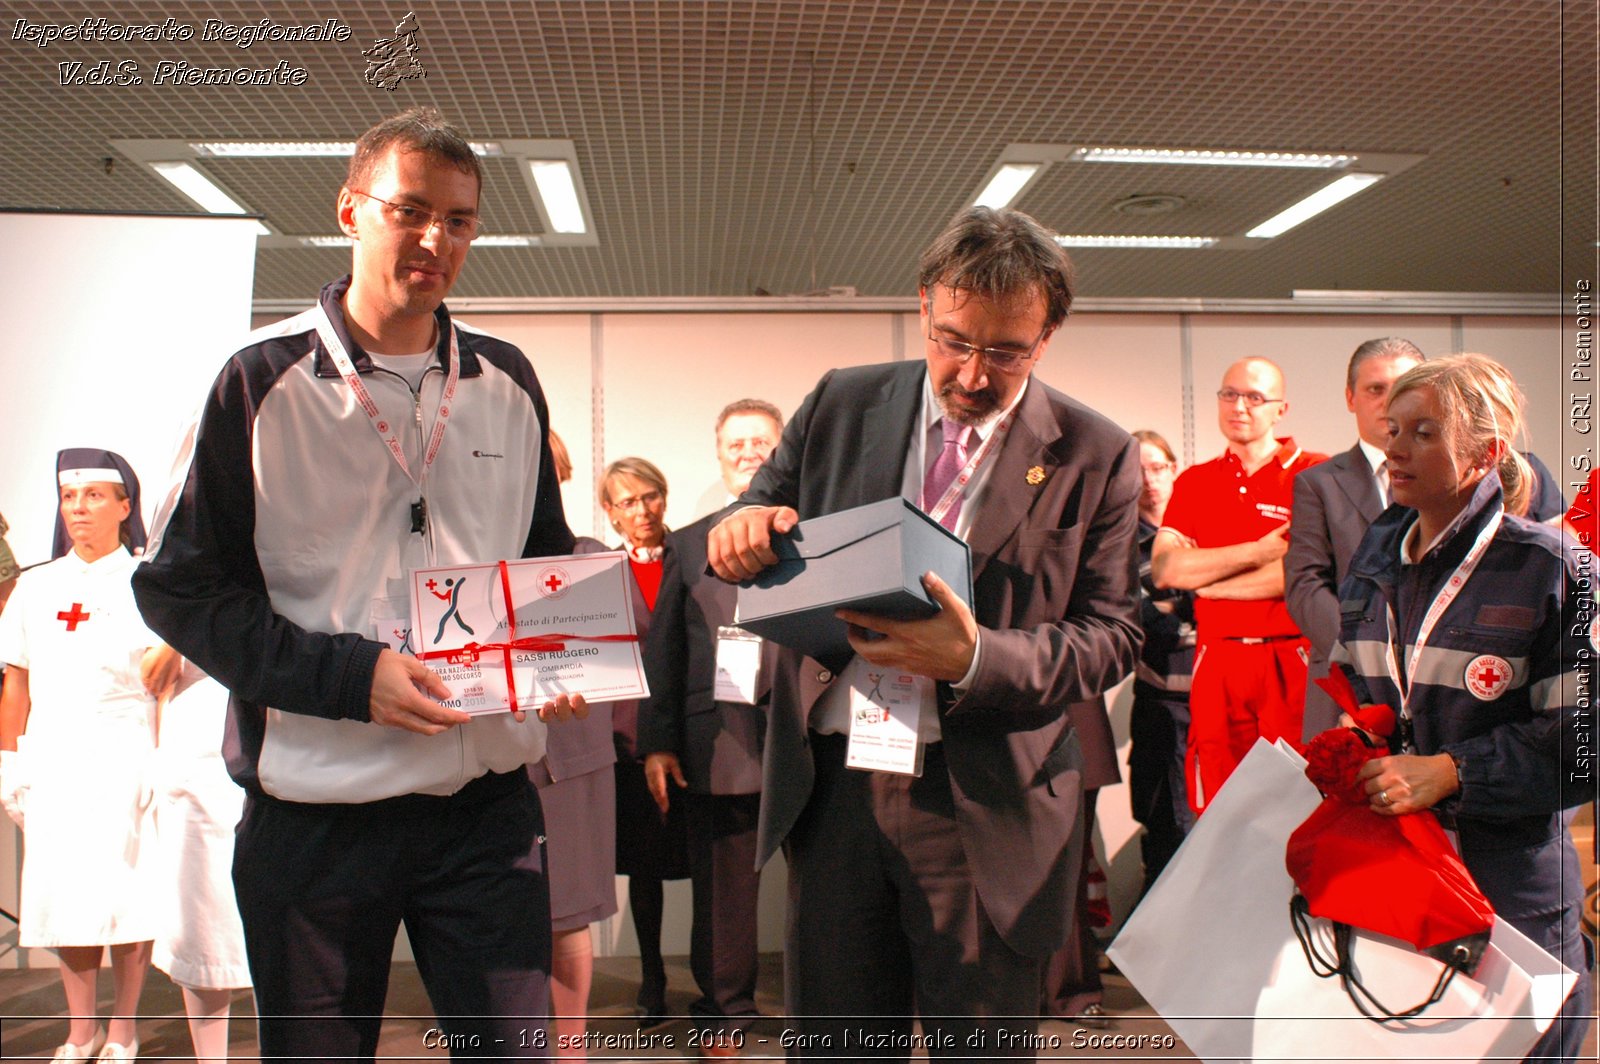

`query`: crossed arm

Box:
[1150,522,1290,600]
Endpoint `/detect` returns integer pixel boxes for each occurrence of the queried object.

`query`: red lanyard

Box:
[923,414,1014,528]
[312,305,461,485]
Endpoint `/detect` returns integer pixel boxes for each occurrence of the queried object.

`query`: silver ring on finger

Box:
[1379,789,1391,807]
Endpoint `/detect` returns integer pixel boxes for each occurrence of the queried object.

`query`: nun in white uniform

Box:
[0,449,175,1063]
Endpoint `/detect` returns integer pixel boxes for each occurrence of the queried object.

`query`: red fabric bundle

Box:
[1285,674,1493,954]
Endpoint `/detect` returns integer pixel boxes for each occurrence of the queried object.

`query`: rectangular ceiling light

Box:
[974,163,1041,208]
[190,141,503,157]
[1072,147,1352,169]
[1246,172,1384,238]
[151,161,270,234]
[301,233,536,248]
[1056,235,1218,249]
[528,160,587,234]
[193,141,356,157]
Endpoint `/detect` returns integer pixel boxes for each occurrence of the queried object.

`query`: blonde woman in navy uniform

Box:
[1332,355,1592,1061]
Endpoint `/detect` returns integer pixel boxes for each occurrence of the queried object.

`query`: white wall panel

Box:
[2,213,258,565]
[598,312,897,533]
[1034,313,1186,443]
[454,314,597,537]
[1460,316,1567,466]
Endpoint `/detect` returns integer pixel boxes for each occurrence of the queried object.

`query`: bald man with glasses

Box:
[1151,358,1325,817]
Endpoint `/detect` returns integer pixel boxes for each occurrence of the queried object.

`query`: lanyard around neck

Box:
[1386,510,1503,715]
[923,414,1014,527]
[313,304,461,486]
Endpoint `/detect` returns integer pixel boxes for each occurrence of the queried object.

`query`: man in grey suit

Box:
[640,399,784,1058]
[708,207,1141,1057]
[1285,337,1423,738]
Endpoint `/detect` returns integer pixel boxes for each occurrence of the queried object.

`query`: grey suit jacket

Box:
[638,512,769,795]
[1285,443,1384,737]
[733,361,1142,955]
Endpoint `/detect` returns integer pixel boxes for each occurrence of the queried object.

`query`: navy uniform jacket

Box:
[1332,476,1592,929]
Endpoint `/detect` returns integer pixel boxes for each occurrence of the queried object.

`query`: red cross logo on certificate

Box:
[536,565,571,600]
[56,603,90,631]
[1464,654,1513,701]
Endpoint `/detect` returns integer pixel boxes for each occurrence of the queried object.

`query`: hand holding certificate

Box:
[409,551,651,717]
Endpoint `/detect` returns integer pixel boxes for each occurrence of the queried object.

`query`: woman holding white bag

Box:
[1334,354,1593,1061]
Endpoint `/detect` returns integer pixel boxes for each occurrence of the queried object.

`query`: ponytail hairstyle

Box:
[1386,354,1533,516]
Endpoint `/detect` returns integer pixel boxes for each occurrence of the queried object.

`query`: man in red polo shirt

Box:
[1152,357,1324,815]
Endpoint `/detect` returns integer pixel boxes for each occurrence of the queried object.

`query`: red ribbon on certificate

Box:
[418,560,638,714]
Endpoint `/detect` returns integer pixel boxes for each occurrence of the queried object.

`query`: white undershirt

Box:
[368,348,435,391]
[1358,438,1389,507]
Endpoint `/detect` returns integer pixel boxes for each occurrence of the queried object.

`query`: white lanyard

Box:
[313,304,461,486]
[923,414,1014,527]
[1386,510,1502,714]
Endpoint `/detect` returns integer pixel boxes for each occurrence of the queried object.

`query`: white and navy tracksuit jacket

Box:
[134,276,575,805]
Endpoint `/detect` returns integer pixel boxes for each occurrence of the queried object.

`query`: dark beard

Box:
[937,381,1001,425]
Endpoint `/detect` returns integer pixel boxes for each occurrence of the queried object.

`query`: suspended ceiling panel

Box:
[2,0,1591,303]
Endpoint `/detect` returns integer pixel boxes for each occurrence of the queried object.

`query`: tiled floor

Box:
[0,951,1193,1061]
[0,947,1594,1060]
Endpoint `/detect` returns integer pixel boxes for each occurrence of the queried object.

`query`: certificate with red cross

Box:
[408,550,649,716]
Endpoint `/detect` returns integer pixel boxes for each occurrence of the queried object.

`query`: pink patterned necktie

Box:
[922,418,970,531]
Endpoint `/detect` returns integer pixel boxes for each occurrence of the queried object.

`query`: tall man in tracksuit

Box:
[134,108,583,1061]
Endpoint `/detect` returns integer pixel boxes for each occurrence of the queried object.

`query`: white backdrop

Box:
[0,210,257,965]
[0,212,259,565]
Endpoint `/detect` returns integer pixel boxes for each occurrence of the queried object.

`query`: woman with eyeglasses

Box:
[1126,430,1197,894]
[1334,356,1592,1061]
[601,457,690,1026]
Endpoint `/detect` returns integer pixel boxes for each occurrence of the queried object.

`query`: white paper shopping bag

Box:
[1108,738,1577,1063]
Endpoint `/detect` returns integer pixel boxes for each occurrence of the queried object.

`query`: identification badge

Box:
[844,661,928,777]
[713,626,762,705]
[372,597,417,655]
[409,552,649,715]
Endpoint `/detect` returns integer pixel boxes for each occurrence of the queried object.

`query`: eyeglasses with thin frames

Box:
[351,190,482,242]
[923,297,1049,375]
[608,490,664,513]
[1216,387,1284,408]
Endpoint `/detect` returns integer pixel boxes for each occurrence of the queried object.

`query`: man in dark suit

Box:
[707,207,1141,1057]
[1285,337,1422,739]
[639,399,784,1059]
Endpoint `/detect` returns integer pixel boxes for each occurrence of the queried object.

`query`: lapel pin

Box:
[1025,465,1047,486]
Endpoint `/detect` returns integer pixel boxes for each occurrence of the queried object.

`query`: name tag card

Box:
[844,660,928,777]
[713,626,762,705]
[409,551,649,716]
